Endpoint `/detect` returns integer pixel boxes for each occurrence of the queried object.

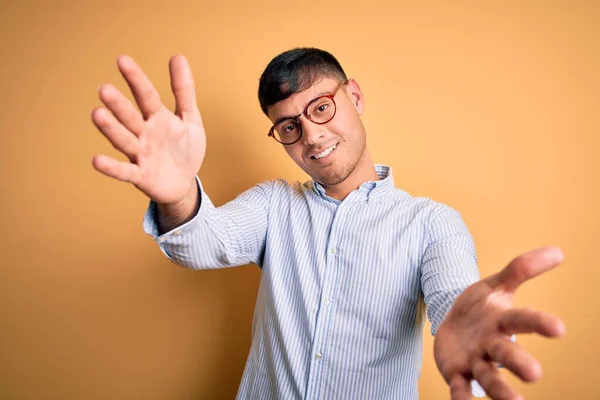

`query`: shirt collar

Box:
[312,164,395,203]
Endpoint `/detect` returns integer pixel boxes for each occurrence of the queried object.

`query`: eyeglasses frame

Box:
[267,81,348,145]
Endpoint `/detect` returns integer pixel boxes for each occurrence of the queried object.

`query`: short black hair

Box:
[258,47,348,116]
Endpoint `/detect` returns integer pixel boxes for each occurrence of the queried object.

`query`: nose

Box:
[301,118,326,146]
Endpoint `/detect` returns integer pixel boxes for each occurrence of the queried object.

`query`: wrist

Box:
[158,177,198,209]
[156,178,199,234]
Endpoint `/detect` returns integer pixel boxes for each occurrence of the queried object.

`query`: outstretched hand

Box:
[92,55,205,205]
[434,246,566,400]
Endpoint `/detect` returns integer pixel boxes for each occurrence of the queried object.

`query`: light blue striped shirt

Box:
[143,165,480,399]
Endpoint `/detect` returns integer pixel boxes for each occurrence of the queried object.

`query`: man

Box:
[91,47,565,399]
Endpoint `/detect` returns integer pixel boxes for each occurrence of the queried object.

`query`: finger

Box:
[499,308,566,337]
[486,246,564,292]
[472,359,522,400]
[449,374,472,400]
[169,55,202,124]
[98,84,145,136]
[91,154,141,185]
[117,55,163,119]
[91,107,141,160]
[486,336,542,382]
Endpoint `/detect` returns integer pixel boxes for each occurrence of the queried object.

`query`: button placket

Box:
[304,206,343,397]
[305,203,352,398]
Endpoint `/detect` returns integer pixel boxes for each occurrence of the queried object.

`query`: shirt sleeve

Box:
[142,175,273,269]
[421,205,501,398]
[420,205,481,336]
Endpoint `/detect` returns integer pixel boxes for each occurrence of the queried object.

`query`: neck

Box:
[323,149,379,201]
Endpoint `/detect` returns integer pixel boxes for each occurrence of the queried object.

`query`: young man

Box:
[92,48,565,400]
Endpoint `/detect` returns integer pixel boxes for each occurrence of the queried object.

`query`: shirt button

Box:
[173,230,182,236]
[330,248,337,255]
[324,298,330,305]
[316,352,322,360]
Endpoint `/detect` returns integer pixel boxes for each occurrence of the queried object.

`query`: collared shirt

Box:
[143,165,480,399]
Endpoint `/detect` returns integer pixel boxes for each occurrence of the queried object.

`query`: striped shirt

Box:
[143,165,480,399]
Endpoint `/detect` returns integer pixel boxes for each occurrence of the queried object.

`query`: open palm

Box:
[434,246,566,400]
[92,55,205,205]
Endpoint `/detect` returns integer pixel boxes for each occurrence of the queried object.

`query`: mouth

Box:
[310,144,337,162]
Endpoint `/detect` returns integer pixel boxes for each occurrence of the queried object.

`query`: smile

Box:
[311,144,337,160]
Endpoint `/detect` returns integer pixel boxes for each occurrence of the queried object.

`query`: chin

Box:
[313,165,353,187]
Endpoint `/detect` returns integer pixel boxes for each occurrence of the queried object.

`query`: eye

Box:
[316,104,329,113]
[282,123,298,134]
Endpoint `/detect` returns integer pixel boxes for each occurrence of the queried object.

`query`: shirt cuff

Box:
[142,175,205,257]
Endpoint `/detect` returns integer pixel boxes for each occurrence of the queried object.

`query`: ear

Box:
[345,78,364,115]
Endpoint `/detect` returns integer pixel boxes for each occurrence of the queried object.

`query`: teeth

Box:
[314,145,336,159]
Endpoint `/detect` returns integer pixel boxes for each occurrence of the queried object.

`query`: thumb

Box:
[486,246,564,292]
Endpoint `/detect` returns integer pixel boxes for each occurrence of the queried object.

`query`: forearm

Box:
[144,178,272,269]
[156,178,200,234]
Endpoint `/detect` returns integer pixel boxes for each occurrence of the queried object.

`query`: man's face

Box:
[267,77,367,187]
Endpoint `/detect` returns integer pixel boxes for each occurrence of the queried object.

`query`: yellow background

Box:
[1,1,598,399]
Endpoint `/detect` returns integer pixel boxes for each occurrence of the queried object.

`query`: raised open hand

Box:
[92,55,205,205]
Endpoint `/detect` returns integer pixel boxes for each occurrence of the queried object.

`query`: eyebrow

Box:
[272,89,334,126]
